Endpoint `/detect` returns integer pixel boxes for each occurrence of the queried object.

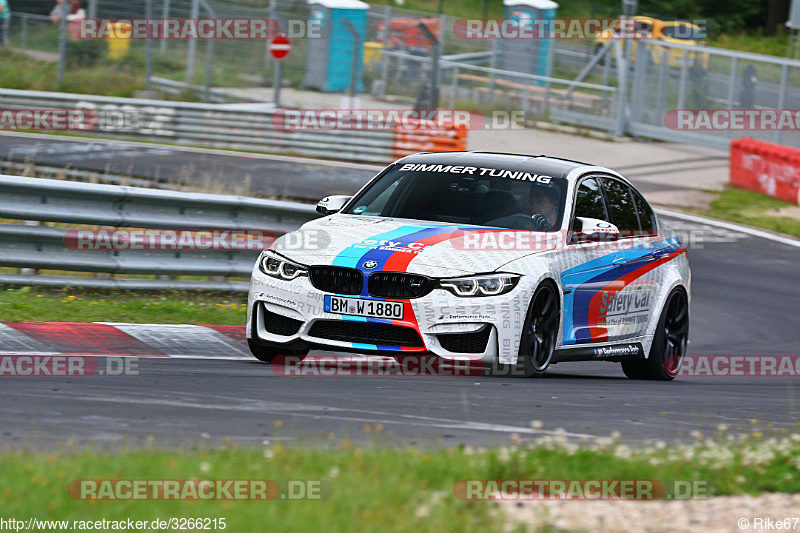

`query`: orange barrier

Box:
[392,122,468,158]
[730,138,800,205]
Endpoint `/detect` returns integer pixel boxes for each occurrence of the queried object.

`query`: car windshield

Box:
[343,163,568,231]
[661,24,705,40]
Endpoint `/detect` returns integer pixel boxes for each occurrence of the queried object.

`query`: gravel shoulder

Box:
[500,493,800,532]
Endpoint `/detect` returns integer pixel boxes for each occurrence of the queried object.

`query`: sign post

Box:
[270,34,292,106]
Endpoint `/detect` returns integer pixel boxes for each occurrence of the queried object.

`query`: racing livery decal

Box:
[246,152,691,380]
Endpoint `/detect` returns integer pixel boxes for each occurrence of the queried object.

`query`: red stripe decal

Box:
[381,231,463,272]
[586,248,686,342]
[3,322,168,356]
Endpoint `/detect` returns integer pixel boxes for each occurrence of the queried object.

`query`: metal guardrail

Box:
[0,89,403,163]
[0,174,320,291]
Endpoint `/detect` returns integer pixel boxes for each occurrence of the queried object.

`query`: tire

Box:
[513,282,560,378]
[622,288,689,381]
[594,44,607,66]
[247,339,308,364]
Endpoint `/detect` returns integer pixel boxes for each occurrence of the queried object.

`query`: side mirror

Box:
[572,217,620,243]
[316,195,352,216]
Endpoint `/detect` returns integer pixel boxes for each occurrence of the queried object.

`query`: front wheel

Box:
[515,282,560,378]
[622,288,689,380]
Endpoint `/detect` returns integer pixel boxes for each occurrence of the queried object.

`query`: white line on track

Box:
[5,389,599,440]
[656,207,800,248]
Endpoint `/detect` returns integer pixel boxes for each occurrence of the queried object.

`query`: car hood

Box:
[272,215,560,277]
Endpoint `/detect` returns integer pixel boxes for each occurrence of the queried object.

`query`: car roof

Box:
[394,151,615,182]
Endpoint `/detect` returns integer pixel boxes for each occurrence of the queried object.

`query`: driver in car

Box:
[528,186,561,230]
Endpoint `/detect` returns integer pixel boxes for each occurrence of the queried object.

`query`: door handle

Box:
[652,248,668,259]
[612,255,625,267]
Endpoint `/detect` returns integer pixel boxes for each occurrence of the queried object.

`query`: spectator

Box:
[0,0,10,48]
[66,1,85,21]
[50,0,68,24]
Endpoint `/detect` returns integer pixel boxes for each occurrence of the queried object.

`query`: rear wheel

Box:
[622,288,689,380]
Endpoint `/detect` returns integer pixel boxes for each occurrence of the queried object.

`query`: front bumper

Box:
[246,271,533,365]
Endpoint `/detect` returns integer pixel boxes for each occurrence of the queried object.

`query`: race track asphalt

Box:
[1,222,798,449]
[0,134,798,449]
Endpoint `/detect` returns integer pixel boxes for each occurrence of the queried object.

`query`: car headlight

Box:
[258,251,308,281]
[438,274,519,297]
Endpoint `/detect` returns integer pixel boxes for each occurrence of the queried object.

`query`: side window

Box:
[573,178,609,223]
[600,178,639,238]
[632,190,657,236]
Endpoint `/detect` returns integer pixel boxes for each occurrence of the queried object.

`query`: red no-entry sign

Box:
[269,34,292,60]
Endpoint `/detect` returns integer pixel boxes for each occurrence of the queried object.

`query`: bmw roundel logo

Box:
[363,260,378,269]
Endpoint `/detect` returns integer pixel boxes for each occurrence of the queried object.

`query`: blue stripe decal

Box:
[376,345,403,352]
[341,315,368,322]
[561,238,680,345]
[332,224,471,297]
[341,314,394,325]
[348,343,403,352]
[352,342,378,350]
[331,225,425,268]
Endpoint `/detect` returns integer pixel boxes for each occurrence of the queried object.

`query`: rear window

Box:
[600,178,640,236]
[661,23,705,40]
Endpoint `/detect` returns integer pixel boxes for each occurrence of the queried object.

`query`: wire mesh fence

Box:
[5,0,800,149]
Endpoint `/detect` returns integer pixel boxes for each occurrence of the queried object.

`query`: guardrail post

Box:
[18,221,40,276]
[725,57,738,139]
[488,40,497,105]
[654,48,668,121]
[449,66,458,110]
[20,15,28,49]
[629,41,648,124]
[184,0,200,83]
[417,21,440,109]
[340,18,362,99]
[377,6,391,96]
[613,40,628,137]
[160,0,171,54]
[439,13,446,53]
[145,0,153,92]
[601,45,612,114]
[522,81,530,118]
[775,64,788,145]
[56,10,67,86]
[271,0,283,106]
[204,38,214,102]
[676,49,689,111]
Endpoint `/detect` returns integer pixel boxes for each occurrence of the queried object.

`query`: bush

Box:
[66,39,104,67]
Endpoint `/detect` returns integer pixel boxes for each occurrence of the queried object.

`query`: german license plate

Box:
[324,295,404,320]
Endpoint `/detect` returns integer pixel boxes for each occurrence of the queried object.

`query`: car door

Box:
[596,177,662,341]
[560,176,620,346]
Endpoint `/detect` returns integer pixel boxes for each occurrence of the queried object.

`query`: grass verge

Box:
[1,430,799,531]
[691,186,800,240]
[0,286,246,324]
[0,49,146,98]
